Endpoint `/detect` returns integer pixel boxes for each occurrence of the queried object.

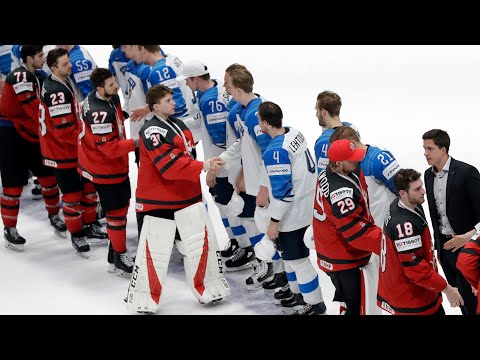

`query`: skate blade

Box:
[32,195,43,200]
[225,262,254,272]
[4,240,24,252]
[54,229,67,238]
[107,264,117,273]
[76,250,90,259]
[281,304,305,314]
[87,238,108,246]
[263,287,279,295]
[246,283,262,291]
[115,269,132,279]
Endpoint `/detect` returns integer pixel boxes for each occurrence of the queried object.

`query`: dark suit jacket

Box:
[425,157,480,251]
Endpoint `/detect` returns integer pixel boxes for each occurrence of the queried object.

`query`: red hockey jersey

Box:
[0,66,44,142]
[39,75,81,169]
[77,92,134,184]
[377,198,445,315]
[313,165,382,272]
[135,114,203,212]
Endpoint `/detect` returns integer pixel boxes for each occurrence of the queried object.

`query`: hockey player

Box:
[56,45,97,102]
[313,139,382,315]
[39,48,108,255]
[219,65,277,287]
[329,126,401,314]
[120,45,151,165]
[457,222,480,314]
[0,45,66,250]
[78,68,136,273]
[108,46,129,104]
[177,60,247,268]
[258,101,326,315]
[127,84,230,313]
[378,169,463,315]
[0,45,13,94]
[314,91,357,174]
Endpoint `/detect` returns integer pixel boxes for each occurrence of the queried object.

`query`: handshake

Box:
[203,157,225,174]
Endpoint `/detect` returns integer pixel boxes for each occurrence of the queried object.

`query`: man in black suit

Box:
[423,129,480,314]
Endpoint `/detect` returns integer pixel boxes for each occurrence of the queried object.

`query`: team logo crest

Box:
[350,142,355,151]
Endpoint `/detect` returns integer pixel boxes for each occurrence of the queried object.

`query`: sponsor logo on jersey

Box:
[394,235,422,252]
[49,103,72,117]
[91,123,113,135]
[382,160,400,180]
[73,69,93,83]
[320,260,333,271]
[254,124,263,137]
[144,126,168,139]
[44,159,58,168]
[330,187,353,204]
[13,81,33,94]
[266,164,291,176]
[161,78,178,89]
[82,171,93,181]
[381,301,395,314]
[206,112,227,125]
[135,203,144,211]
[317,157,329,171]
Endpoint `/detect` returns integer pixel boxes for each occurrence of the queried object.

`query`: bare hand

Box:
[206,170,217,188]
[443,284,464,308]
[443,234,469,252]
[130,106,150,122]
[203,157,225,173]
[256,186,269,208]
[267,221,279,241]
[235,168,245,193]
[472,286,478,297]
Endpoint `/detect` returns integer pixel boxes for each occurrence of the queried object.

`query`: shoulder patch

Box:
[144,126,168,139]
[394,235,422,252]
[382,160,400,180]
[13,81,33,94]
[330,187,353,204]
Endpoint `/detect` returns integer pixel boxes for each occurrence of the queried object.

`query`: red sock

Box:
[62,192,82,234]
[106,205,129,252]
[37,176,60,216]
[1,186,23,227]
[81,182,98,225]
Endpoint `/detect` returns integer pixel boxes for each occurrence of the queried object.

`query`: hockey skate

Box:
[84,221,108,245]
[96,203,106,225]
[31,179,42,200]
[107,241,116,273]
[262,271,287,293]
[4,227,26,252]
[274,283,292,304]
[220,238,239,258]
[113,251,135,278]
[225,246,255,272]
[280,293,306,315]
[246,259,274,290]
[71,231,90,258]
[49,214,67,238]
[292,301,327,315]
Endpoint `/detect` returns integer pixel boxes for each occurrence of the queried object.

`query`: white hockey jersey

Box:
[124,59,150,140]
[361,145,400,226]
[263,127,316,232]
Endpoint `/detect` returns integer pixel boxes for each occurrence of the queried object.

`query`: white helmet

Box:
[254,235,276,261]
[303,225,315,250]
[254,206,270,233]
[225,190,244,217]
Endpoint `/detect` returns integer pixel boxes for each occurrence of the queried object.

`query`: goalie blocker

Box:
[126,203,231,314]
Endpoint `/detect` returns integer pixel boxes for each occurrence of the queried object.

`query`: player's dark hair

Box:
[20,45,44,63]
[47,48,69,69]
[330,126,360,144]
[140,45,161,53]
[146,84,174,111]
[393,169,421,193]
[226,66,254,93]
[422,129,450,154]
[317,91,342,117]
[258,101,283,128]
[90,68,114,89]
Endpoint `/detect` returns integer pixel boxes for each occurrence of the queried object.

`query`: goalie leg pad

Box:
[360,253,381,315]
[126,216,176,314]
[175,203,231,304]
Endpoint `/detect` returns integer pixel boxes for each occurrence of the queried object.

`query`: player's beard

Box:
[104,88,118,97]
